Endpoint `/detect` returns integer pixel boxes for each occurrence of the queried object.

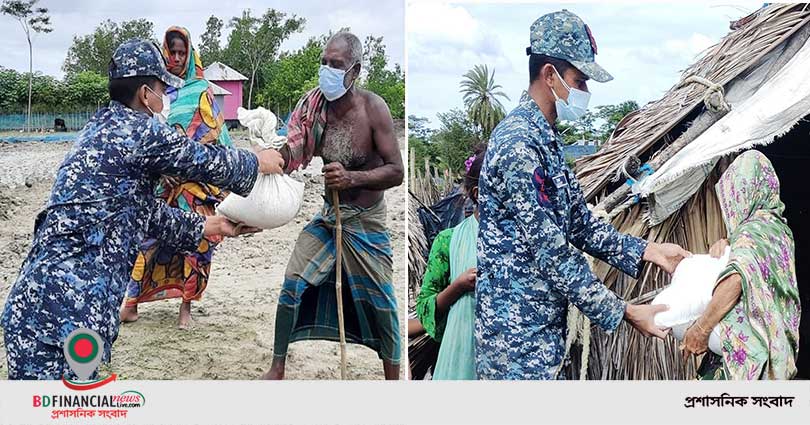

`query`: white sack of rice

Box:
[217,107,304,229]
[653,247,731,355]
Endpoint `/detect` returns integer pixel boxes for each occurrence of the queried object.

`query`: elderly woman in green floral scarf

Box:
[682,150,800,380]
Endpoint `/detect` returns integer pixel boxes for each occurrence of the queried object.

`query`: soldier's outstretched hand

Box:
[643,242,692,274]
[204,216,262,237]
[624,303,670,339]
[255,148,285,175]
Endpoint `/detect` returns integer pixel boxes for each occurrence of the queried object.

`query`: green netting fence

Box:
[0,108,98,131]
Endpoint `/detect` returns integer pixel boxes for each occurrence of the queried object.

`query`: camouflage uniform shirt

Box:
[1,101,257,358]
[475,93,647,380]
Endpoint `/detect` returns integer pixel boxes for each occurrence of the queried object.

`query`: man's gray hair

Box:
[327,31,363,66]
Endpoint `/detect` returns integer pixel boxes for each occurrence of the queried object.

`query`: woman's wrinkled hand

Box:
[709,238,729,258]
[681,320,711,360]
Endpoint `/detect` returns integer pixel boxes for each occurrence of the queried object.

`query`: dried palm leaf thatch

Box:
[408,191,428,311]
[574,3,810,201]
[409,332,440,380]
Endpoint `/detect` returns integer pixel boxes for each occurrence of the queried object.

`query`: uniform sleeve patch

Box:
[532,166,551,207]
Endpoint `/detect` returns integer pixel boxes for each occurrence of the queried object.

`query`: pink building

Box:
[204,62,248,128]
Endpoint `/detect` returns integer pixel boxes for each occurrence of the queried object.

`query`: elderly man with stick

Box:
[262,31,404,380]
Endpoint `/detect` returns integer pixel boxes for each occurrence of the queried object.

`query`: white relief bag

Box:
[216,107,305,229]
[652,247,731,355]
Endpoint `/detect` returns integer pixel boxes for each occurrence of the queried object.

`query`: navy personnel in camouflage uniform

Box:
[1,39,285,380]
[475,10,692,380]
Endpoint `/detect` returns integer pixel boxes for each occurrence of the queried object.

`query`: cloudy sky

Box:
[0,0,404,78]
[407,0,764,127]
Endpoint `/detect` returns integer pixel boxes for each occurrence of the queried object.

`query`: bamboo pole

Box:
[409,147,416,188]
[332,189,348,379]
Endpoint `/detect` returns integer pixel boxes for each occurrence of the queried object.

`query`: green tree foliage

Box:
[407,115,435,171]
[28,73,63,108]
[432,109,480,174]
[2,0,52,130]
[593,100,639,142]
[557,111,597,145]
[459,64,509,139]
[361,35,405,119]
[556,100,639,146]
[0,69,64,112]
[0,67,24,110]
[64,71,109,107]
[63,19,155,76]
[0,67,108,112]
[5,10,405,126]
[198,15,224,65]
[257,37,323,116]
[223,9,305,108]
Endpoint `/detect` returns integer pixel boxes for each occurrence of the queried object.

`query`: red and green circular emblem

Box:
[66,332,99,364]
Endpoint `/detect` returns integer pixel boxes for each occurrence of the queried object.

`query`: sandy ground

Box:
[0,128,407,380]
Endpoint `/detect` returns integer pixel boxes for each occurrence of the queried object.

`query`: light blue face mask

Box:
[550,66,590,122]
[145,85,171,123]
[318,63,357,101]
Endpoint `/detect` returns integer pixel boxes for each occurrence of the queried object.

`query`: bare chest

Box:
[319,113,374,169]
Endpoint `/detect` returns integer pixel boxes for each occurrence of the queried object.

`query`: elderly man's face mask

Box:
[319,62,357,101]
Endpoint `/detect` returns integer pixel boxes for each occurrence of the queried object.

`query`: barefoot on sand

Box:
[261,359,285,380]
[178,301,193,330]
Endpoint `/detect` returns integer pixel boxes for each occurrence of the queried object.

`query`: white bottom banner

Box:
[0,380,808,424]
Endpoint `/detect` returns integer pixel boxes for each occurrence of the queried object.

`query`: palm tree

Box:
[459,64,509,139]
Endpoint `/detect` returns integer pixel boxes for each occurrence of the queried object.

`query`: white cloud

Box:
[406,1,518,123]
[408,1,763,127]
[663,33,715,62]
[408,2,479,45]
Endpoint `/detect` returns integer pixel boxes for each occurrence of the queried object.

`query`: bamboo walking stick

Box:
[332,189,348,379]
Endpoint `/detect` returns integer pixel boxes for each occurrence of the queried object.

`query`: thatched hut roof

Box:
[574,3,810,201]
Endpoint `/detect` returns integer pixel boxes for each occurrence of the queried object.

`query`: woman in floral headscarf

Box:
[120,27,232,329]
[682,150,800,380]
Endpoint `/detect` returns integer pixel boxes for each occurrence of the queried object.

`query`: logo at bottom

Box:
[62,328,116,390]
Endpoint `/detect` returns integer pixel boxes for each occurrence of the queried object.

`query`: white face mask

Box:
[318,63,356,101]
[550,66,590,122]
[145,85,171,123]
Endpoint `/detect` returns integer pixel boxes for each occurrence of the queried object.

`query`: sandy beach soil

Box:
[0,128,407,380]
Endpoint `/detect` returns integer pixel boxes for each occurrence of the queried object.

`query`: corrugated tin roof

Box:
[204,62,248,81]
[208,81,232,96]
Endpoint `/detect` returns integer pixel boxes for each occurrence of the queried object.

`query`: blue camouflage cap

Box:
[527,9,612,83]
[109,39,184,88]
